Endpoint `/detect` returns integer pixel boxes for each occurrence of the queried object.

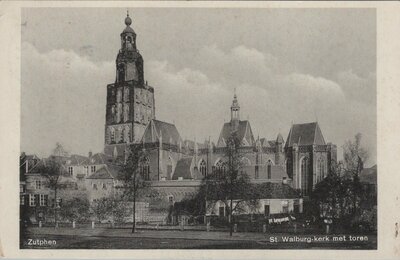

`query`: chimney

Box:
[88,151,93,159]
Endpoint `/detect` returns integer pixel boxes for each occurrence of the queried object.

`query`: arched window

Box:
[214,160,226,179]
[116,103,122,123]
[300,157,309,195]
[123,104,129,122]
[167,156,173,179]
[140,157,150,180]
[199,160,207,177]
[124,126,130,143]
[117,65,125,82]
[267,160,273,179]
[124,87,130,102]
[318,158,325,181]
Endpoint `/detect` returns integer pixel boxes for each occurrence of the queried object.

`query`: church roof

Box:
[285,122,326,148]
[142,119,183,145]
[217,120,255,147]
[172,157,193,180]
[276,133,284,144]
[259,138,275,148]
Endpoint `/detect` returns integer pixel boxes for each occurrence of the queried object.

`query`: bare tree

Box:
[203,132,258,236]
[343,133,369,173]
[312,133,371,228]
[343,133,370,216]
[117,146,152,233]
[36,157,66,228]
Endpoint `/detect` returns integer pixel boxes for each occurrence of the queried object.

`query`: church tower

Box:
[104,12,156,158]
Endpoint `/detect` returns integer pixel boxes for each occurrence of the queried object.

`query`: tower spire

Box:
[230,91,240,122]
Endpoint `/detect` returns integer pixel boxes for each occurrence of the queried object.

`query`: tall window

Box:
[92,183,98,190]
[140,157,150,180]
[125,126,131,143]
[91,165,96,173]
[110,128,115,143]
[318,158,325,181]
[39,194,48,206]
[264,204,270,216]
[267,160,273,179]
[300,157,309,195]
[167,157,173,179]
[29,194,35,207]
[68,166,73,176]
[215,160,226,179]
[123,104,129,122]
[124,87,130,102]
[35,180,42,190]
[199,160,207,177]
[84,166,89,176]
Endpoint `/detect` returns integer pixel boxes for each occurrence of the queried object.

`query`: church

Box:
[99,13,337,216]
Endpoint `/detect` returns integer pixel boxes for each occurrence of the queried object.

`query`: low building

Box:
[206,182,302,217]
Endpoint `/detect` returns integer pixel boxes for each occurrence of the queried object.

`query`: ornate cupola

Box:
[230,91,240,129]
[116,11,144,84]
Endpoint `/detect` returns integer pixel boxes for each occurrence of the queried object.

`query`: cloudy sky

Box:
[21,8,376,165]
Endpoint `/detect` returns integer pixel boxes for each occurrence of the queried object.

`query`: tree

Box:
[343,133,369,173]
[343,133,370,217]
[117,146,152,233]
[52,142,69,157]
[311,133,370,229]
[36,157,66,228]
[202,132,258,236]
[59,197,90,223]
[90,197,113,223]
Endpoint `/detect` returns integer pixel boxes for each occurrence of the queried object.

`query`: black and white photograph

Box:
[15,7,380,250]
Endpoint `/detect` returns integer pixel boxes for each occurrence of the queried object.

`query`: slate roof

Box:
[254,182,301,199]
[142,119,183,146]
[172,157,193,180]
[86,152,114,165]
[122,26,135,34]
[183,140,206,150]
[359,165,377,185]
[66,154,89,166]
[86,164,123,180]
[217,120,255,147]
[285,122,326,148]
[207,182,300,200]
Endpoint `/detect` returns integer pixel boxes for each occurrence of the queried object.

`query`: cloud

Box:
[336,70,376,104]
[21,42,114,156]
[21,42,376,165]
[145,45,376,164]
